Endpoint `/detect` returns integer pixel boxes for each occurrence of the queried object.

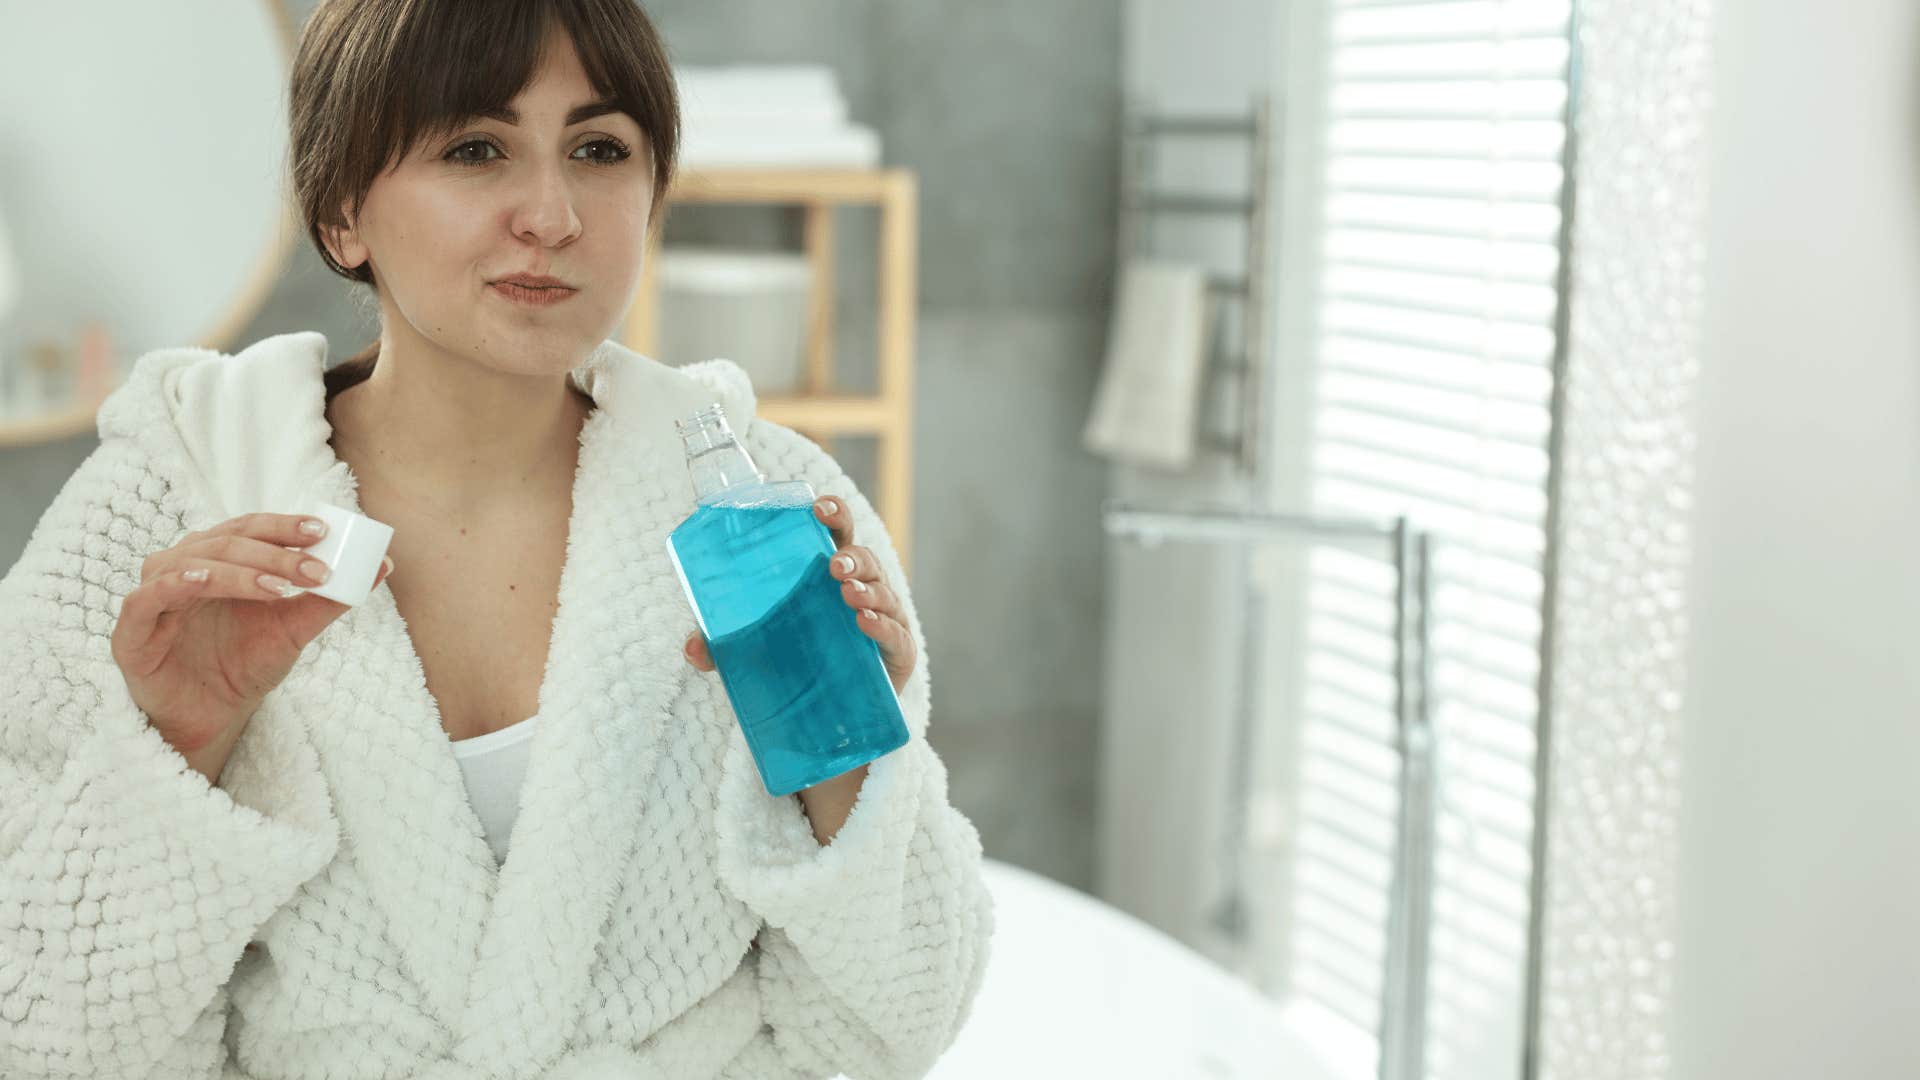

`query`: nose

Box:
[508,159,582,249]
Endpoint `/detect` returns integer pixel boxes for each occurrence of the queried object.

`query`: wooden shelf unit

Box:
[626,166,919,577]
[0,388,114,449]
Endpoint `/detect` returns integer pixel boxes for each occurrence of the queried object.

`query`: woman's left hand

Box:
[683,495,917,696]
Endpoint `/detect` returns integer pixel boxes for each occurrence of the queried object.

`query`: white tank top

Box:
[449,714,541,866]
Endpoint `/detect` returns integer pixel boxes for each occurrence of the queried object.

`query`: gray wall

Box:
[0,0,1117,892]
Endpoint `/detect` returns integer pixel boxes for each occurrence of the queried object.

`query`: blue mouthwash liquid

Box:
[665,403,910,797]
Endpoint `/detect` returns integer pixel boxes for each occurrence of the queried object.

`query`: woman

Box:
[0,2,992,1077]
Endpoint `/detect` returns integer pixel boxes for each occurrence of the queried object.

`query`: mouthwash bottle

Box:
[666,403,910,797]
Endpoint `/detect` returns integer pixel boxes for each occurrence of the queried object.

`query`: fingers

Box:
[826,544,880,585]
[174,511,331,555]
[139,553,311,607]
[850,598,916,693]
[146,513,332,586]
[136,512,337,614]
[114,508,394,677]
[118,551,393,663]
[818,531,915,690]
[270,556,394,644]
[813,496,854,549]
[853,600,913,653]
[159,534,336,593]
[824,542,906,633]
[810,498,902,617]
[837,570,900,621]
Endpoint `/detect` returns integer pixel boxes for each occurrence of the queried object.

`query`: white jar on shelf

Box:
[655,246,813,395]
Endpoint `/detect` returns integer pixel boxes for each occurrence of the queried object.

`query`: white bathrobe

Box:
[0,331,993,1079]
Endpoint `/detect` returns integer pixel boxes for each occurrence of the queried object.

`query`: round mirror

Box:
[0,1,295,375]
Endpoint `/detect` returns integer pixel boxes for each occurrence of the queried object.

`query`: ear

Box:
[320,201,370,271]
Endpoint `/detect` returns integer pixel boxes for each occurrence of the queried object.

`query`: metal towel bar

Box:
[1116,97,1275,477]
[1102,498,1437,1080]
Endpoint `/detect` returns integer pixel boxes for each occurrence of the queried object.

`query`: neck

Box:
[326,333,595,517]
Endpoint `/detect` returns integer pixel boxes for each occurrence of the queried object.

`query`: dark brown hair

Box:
[288,0,679,380]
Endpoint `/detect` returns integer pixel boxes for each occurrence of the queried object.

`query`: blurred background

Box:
[2,2,1917,1079]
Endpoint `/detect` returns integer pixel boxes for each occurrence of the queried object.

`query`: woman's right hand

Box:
[111,512,394,765]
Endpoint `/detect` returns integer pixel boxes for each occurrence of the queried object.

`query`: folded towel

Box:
[675,64,845,106]
[675,65,848,128]
[673,63,881,168]
[679,125,882,170]
[683,102,849,132]
[680,98,849,130]
[1082,259,1212,469]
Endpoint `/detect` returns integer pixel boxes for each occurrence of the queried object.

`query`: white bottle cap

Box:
[300,502,394,607]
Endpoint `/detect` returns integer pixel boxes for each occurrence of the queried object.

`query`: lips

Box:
[490,275,580,306]
[492,273,575,290]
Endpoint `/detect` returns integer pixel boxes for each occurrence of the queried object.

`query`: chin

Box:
[471,326,601,377]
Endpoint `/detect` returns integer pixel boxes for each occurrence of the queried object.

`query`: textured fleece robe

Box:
[0,331,993,1079]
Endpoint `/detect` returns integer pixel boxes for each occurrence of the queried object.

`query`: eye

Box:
[444,138,502,165]
[573,137,632,165]
[439,135,632,167]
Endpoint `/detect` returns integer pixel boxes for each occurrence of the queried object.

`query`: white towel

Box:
[673,63,881,169]
[675,65,845,109]
[675,65,848,131]
[680,98,848,131]
[1081,259,1212,469]
[679,125,882,170]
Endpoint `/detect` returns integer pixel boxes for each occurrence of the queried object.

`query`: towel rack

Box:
[1102,498,1438,1080]
[1115,96,1276,480]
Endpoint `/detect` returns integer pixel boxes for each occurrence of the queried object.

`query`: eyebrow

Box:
[476,99,625,126]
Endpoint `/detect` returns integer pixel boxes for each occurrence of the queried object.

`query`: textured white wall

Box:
[1675,1,1920,1077]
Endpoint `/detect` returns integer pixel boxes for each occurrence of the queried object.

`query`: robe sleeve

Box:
[0,437,337,1079]
[707,418,996,1080]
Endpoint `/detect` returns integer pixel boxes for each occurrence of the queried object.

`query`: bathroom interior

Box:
[2,1,1917,1078]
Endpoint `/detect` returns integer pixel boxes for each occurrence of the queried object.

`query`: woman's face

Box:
[322,32,653,377]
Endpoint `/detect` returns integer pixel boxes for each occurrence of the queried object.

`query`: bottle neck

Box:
[679,405,764,501]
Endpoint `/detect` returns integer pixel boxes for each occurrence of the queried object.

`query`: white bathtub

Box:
[838,857,1370,1080]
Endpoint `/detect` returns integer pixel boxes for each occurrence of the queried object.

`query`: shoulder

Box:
[5,332,338,611]
[674,357,757,423]
[3,433,184,606]
[95,330,330,444]
[578,340,758,435]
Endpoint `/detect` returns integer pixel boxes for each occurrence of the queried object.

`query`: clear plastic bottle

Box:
[666,403,910,796]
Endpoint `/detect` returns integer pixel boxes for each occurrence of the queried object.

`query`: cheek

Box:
[587,192,652,292]
[607,189,651,251]
[371,185,495,310]
[412,189,496,265]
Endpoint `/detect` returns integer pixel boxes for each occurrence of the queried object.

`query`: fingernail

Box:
[299,518,327,538]
[835,554,854,574]
[820,498,837,516]
[381,555,394,575]
[299,558,331,584]
[258,573,303,598]
[850,578,868,593]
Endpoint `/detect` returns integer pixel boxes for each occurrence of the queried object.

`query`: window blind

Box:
[1286,3,1571,1078]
